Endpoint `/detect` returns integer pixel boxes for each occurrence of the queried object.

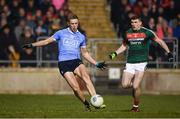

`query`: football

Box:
[90,94,104,107]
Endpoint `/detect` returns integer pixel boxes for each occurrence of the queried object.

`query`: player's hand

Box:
[109,52,117,60]
[96,61,107,70]
[167,52,173,62]
[22,43,33,49]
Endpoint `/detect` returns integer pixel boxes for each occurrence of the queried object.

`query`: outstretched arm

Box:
[81,47,107,70]
[22,37,55,48]
[109,43,127,59]
[32,37,55,47]
[154,36,173,61]
[115,43,127,54]
[81,47,97,65]
[154,37,170,53]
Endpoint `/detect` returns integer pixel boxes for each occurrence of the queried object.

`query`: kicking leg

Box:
[74,64,106,109]
[74,64,96,96]
[64,72,91,111]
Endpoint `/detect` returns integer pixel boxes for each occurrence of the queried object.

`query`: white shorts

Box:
[124,62,147,74]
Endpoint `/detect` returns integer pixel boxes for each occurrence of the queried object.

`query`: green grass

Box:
[0,94,180,118]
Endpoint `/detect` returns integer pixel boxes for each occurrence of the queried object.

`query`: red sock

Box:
[133,99,139,107]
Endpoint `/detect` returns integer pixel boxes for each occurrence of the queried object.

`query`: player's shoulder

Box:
[141,27,154,33]
[141,27,157,37]
[54,28,69,37]
[77,31,86,39]
[126,28,133,33]
[58,27,68,33]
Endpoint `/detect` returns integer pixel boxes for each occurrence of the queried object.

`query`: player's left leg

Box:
[63,72,91,111]
[74,64,96,96]
[74,64,106,109]
[131,71,145,112]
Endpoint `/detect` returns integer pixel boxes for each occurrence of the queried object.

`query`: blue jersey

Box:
[52,27,86,61]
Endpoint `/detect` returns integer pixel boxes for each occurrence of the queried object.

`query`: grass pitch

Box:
[0,94,179,118]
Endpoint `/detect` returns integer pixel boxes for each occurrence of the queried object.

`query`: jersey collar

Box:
[132,27,142,32]
[67,27,79,34]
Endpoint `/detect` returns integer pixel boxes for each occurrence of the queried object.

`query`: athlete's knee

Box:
[121,82,131,88]
[133,84,140,90]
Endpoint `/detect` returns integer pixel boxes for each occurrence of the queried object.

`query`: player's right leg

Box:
[121,63,135,88]
[58,60,91,111]
[121,71,134,88]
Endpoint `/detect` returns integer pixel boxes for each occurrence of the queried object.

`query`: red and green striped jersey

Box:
[122,27,156,63]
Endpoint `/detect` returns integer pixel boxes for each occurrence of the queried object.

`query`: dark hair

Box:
[130,15,141,21]
[67,14,79,22]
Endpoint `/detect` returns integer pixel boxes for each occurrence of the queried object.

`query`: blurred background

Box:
[0,0,180,95]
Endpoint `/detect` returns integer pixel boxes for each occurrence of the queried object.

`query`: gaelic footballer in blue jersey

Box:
[22,14,107,111]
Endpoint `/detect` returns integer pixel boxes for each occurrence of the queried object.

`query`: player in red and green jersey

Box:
[109,15,173,112]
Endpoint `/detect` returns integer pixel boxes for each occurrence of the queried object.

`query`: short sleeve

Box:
[122,31,129,45]
[80,35,86,48]
[146,29,156,41]
[52,31,61,41]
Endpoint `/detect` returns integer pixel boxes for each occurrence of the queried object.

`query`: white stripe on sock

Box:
[133,105,139,108]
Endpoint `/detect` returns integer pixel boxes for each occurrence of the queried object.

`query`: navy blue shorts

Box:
[58,59,83,76]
